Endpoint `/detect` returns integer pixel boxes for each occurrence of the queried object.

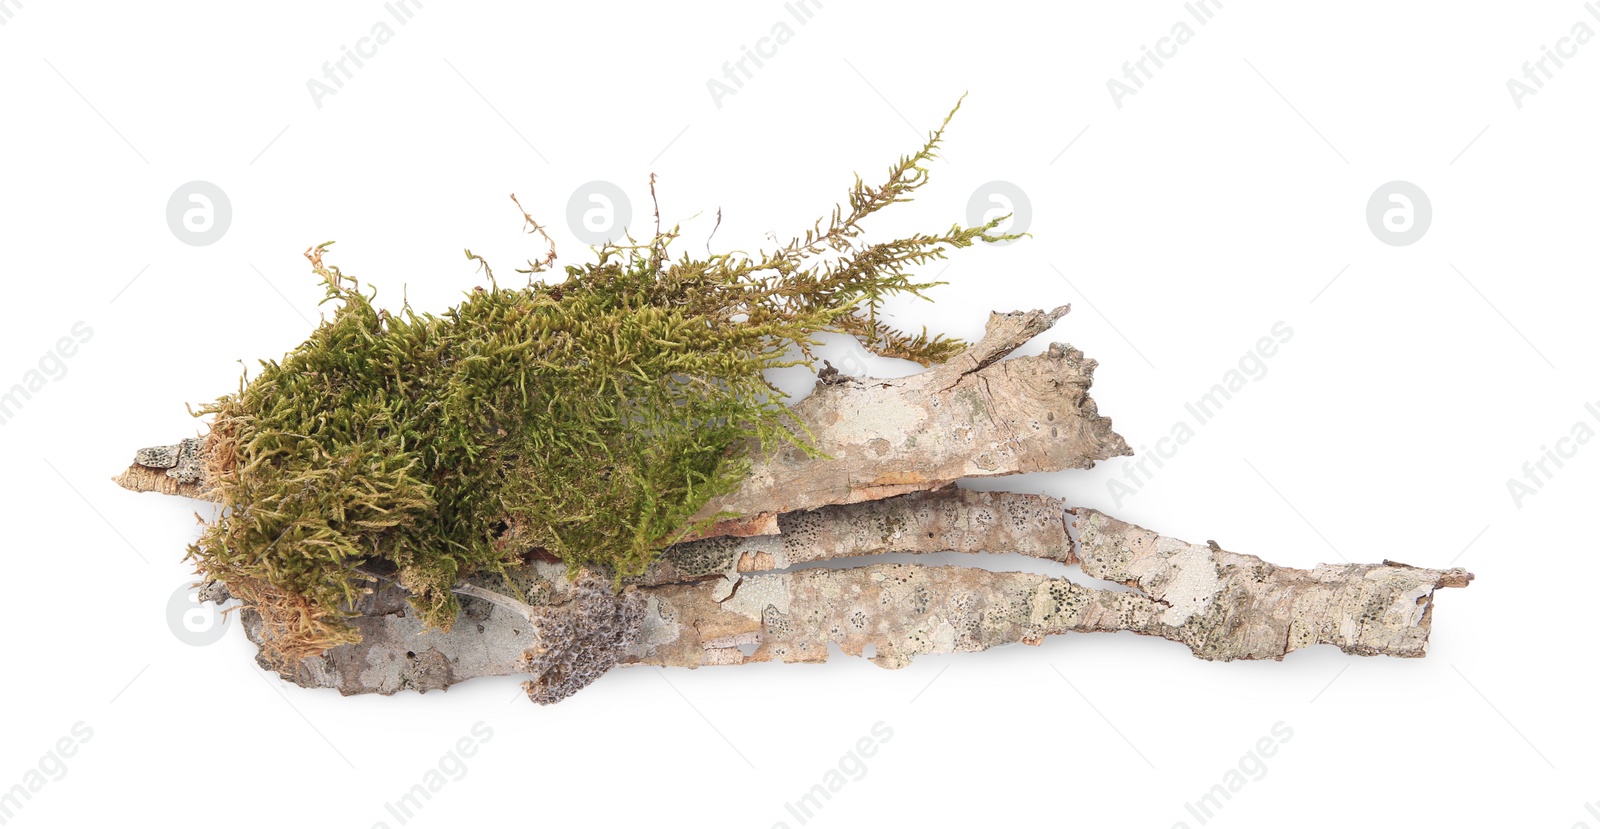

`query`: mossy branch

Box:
[185,97,1017,663]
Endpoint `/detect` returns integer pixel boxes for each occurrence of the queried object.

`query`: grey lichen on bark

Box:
[516,574,646,705]
[114,437,212,499]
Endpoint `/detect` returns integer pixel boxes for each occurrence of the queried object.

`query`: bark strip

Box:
[237,490,1471,699]
[640,489,1075,593]
[686,306,1131,538]
[1072,508,1472,660]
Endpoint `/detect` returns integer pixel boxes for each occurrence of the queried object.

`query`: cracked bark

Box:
[114,306,1472,703]
[229,488,1470,698]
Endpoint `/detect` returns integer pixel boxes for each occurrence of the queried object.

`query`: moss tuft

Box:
[188,98,1019,660]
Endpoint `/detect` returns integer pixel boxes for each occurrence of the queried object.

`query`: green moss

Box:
[188,98,1019,657]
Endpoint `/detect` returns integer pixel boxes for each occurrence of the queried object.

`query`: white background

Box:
[1,1,1594,827]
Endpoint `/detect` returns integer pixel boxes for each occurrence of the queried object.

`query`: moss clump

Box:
[189,98,1017,661]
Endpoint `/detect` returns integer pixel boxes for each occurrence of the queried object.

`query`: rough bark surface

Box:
[639,489,1076,596]
[234,489,1471,699]
[686,306,1131,539]
[1072,509,1471,660]
[113,437,212,499]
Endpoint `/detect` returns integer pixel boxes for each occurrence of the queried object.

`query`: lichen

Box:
[518,574,646,705]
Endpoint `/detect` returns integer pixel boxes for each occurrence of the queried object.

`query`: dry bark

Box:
[686,306,1130,538]
[632,505,1472,669]
[230,488,1470,699]
[112,437,211,499]
[638,489,1076,597]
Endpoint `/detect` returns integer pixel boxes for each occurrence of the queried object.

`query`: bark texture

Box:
[1072,509,1471,660]
[113,437,211,499]
[686,306,1131,538]
[639,489,1076,597]
[233,489,1471,700]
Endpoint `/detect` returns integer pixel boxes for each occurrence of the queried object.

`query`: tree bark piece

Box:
[240,489,1471,699]
[1072,508,1472,659]
[639,489,1076,595]
[113,437,212,499]
[684,306,1131,538]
